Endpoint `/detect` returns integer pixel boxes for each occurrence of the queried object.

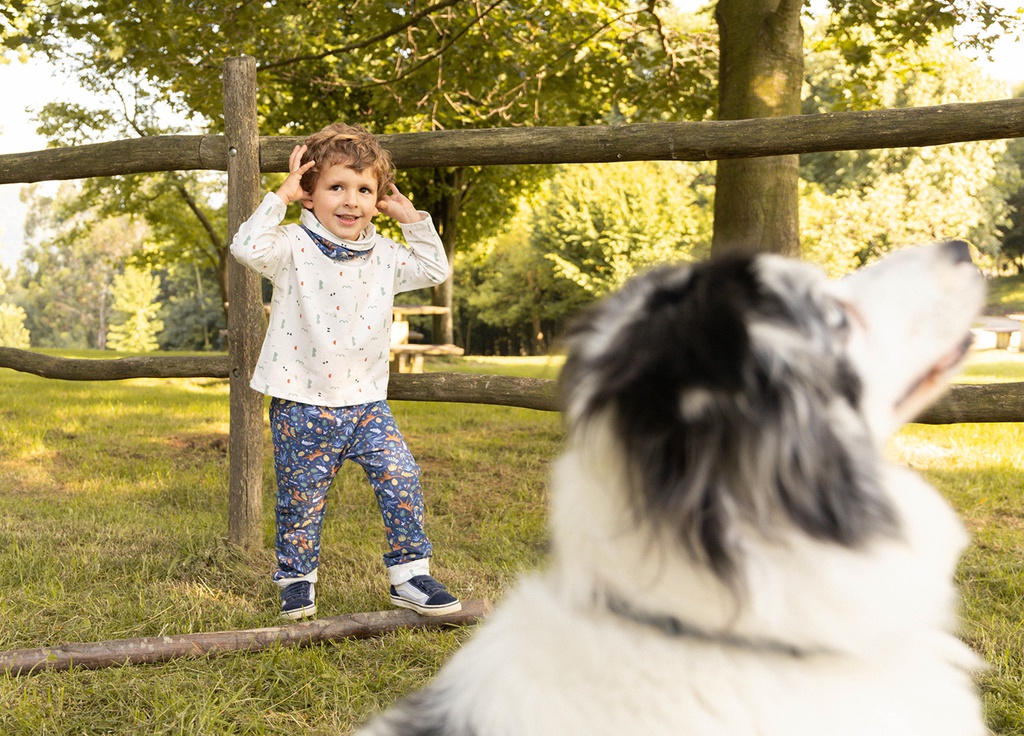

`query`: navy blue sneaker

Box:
[280,581,316,620]
[390,575,461,616]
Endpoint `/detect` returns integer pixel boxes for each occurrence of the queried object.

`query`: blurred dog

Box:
[359,242,987,736]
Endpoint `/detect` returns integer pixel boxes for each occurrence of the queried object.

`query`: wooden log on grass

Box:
[0,599,490,676]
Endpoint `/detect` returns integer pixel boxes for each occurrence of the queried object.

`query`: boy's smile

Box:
[305,162,380,241]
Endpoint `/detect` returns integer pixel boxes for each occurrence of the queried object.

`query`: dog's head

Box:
[558,242,985,584]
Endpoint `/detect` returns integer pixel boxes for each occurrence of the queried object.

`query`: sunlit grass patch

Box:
[0,349,1021,733]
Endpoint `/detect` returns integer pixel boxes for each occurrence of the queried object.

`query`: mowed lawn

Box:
[0,349,1021,734]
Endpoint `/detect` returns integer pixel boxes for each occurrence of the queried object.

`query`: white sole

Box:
[281,603,317,620]
[390,596,463,617]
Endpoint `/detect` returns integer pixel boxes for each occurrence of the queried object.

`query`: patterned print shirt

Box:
[230,192,450,407]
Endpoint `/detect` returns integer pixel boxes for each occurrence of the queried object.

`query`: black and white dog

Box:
[360,242,987,736]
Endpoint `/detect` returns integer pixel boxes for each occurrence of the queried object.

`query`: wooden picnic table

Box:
[390,306,464,372]
[973,315,1021,350]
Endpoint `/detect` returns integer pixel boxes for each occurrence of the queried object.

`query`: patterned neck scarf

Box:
[300,225,374,262]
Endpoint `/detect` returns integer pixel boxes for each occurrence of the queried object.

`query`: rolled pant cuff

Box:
[387,558,430,586]
[272,569,318,588]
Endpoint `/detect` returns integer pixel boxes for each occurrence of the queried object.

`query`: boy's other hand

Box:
[276,145,315,206]
[377,184,426,225]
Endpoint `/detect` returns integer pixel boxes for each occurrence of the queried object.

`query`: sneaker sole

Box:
[390,596,462,617]
[281,603,317,620]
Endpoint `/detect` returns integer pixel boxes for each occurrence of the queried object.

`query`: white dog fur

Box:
[358,242,988,736]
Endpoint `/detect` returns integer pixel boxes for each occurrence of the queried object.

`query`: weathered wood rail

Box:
[1,348,1021,423]
[2,98,1024,184]
[2,56,1023,547]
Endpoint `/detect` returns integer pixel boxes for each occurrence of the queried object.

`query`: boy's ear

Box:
[300,191,313,209]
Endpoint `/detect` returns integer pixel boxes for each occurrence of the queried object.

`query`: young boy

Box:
[230,122,460,620]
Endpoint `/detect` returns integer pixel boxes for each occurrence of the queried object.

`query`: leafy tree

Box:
[800,27,1018,274]
[8,0,715,343]
[454,200,591,355]
[454,159,714,353]
[534,160,714,296]
[106,264,163,352]
[996,85,1024,274]
[0,303,30,348]
[0,272,31,348]
[11,183,146,348]
[156,260,226,351]
[706,0,1021,256]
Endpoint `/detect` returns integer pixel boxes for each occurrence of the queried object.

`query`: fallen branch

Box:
[0,599,490,676]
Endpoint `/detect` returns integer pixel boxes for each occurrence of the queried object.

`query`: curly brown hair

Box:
[298,123,395,203]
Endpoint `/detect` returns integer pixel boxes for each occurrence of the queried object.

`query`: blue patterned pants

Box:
[269,397,432,582]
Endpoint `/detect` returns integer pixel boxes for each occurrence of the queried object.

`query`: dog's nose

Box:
[946,240,973,265]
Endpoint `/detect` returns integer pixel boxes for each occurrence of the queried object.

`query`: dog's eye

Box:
[823,299,850,337]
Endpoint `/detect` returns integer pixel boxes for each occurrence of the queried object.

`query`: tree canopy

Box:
[3,0,1023,352]
[5,0,718,340]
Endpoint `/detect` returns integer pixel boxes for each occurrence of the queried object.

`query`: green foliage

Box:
[450,160,714,353]
[156,262,226,352]
[10,184,147,349]
[995,88,1024,274]
[532,161,714,296]
[105,265,164,352]
[0,304,30,348]
[824,0,1021,76]
[800,29,1019,273]
[453,200,591,355]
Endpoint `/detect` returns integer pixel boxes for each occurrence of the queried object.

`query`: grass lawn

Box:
[0,348,1022,734]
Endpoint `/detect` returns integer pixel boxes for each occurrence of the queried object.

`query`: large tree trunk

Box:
[430,167,465,345]
[712,0,804,256]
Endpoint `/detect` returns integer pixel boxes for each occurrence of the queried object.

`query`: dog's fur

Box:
[359,242,988,736]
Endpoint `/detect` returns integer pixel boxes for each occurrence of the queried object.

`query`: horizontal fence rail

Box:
[3,98,1024,184]
[1,348,1021,423]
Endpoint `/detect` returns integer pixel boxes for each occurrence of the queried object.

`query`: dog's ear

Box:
[560,256,896,584]
[562,258,758,414]
[560,258,762,580]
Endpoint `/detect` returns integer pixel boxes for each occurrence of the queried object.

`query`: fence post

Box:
[224,56,264,550]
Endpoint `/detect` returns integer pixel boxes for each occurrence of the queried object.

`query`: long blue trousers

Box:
[269,397,432,582]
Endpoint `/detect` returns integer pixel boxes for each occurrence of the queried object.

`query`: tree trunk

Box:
[712,0,804,256]
[430,167,465,345]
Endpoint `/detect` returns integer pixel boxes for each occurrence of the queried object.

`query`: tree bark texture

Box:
[0,599,490,676]
[224,56,265,552]
[3,99,1024,184]
[713,0,804,256]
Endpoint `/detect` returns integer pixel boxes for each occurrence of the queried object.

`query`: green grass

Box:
[0,350,1022,733]
[987,273,1024,315]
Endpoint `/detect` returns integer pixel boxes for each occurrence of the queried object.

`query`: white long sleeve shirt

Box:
[230,192,450,407]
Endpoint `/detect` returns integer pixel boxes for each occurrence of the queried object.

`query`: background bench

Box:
[391,305,464,372]
[973,315,1022,350]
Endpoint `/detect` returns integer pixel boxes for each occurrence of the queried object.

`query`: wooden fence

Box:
[1,56,1023,548]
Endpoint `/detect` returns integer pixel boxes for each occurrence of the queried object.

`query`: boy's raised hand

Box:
[377,184,426,225]
[275,145,315,206]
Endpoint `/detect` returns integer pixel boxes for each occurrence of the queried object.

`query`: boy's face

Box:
[303,162,379,240]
